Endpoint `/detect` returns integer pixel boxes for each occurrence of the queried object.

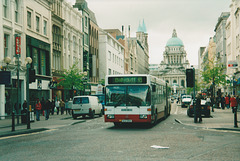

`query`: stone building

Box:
[150,29,190,95]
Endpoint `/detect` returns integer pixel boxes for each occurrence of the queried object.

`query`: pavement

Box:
[0,108,240,138]
[0,113,85,138]
[175,107,240,132]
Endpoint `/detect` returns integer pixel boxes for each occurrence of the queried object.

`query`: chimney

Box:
[128,25,130,38]
[122,25,124,35]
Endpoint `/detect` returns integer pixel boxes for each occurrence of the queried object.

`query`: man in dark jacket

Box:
[194,92,203,123]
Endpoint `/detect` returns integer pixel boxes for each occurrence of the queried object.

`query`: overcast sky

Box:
[67,0,231,66]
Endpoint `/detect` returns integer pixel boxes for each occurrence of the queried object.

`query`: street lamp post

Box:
[3,57,15,131]
[15,34,21,125]
[25,57,32,129]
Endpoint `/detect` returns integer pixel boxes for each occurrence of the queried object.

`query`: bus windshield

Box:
[106,85,151,106]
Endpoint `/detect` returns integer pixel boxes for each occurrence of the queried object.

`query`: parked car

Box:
[181,95,192,108]
[187,99,211,117]
[91,94,105,114]
[72,96,103,119]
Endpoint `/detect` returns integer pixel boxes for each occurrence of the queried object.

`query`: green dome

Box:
[166,37,184,46]
[166,29,184,46]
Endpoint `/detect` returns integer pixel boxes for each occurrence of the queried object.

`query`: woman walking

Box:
[230,95,237,113]
[35,98,42,121]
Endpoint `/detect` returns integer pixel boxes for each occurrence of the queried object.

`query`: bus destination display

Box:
[108,76,147,84]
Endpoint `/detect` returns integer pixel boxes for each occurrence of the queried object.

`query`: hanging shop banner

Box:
[15,35,21,55]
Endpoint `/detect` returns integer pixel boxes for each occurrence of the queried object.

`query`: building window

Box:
[15,0,19,23]
[53,25,61,51]
[68,33,71,51]
[108,51,111,60]
[85,16,88,27]
[181,80,185,87]
[43,20,47,36]
[27,11,32,28]
[173,80,177,84]
[68,55,71,68]
[64,32,66,49]
[108,68,111,75]
[36,16,40,32]
[4,34,9,57]
[40,50,46,75]
[3,0,8,18]
[73,36,76,52]
[84,33,88,45]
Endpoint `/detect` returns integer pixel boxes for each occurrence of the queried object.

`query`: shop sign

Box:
[228,60,238,69]
[15,36,21,55]
[96,84,103,94]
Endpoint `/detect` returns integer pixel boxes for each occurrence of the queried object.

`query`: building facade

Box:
[62,1,83,99]
[99,29,125,80]
[88,9,99,93]
[0,0,52,118]
[225,0,240,95]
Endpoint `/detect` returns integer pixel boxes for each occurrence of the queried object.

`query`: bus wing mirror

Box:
[152,85,156,92]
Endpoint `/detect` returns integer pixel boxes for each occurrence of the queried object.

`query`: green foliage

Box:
[99,79,105,86]
[57,63,87,91]
[201,59,227,88]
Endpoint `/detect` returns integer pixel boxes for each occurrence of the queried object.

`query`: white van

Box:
[72,96,102,119]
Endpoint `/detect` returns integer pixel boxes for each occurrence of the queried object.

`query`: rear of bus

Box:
[104,75,153,124]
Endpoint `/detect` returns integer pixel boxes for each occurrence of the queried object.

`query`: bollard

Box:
[234,107,238,128]
[12,112,15,131]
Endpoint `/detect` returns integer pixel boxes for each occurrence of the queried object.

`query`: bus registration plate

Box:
[121,109,132,111]
[122,120,132,123]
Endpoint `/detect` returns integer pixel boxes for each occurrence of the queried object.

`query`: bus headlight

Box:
[107,115,115,119]
[139,115,148,119]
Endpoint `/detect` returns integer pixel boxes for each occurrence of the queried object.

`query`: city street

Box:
[0,101,240,161]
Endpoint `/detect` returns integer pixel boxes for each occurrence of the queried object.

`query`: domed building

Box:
[151,29,190,95]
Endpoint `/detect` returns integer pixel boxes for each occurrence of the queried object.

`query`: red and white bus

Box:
[104,74,171,126]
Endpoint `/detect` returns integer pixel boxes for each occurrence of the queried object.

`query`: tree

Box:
[57,63,87,96]
[201,58,227,94]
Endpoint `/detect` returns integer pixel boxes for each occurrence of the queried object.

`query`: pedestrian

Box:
[210,96,215,112]
[21,100,28,123]
[60,99,65,115]
[65,99,71,115]
[221,95,225,110]
[216,96,221,109]
[194,92,203,123]
[225,94,230,109]
[55,99,60,115]
[41,97,45,116]
[45,99,51,120]
[236,95,240,111]
[35,98,42,121]
[230,95,237,113]
[206,95,211,106]
[51,99,55,115]
[22,100,27,111]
